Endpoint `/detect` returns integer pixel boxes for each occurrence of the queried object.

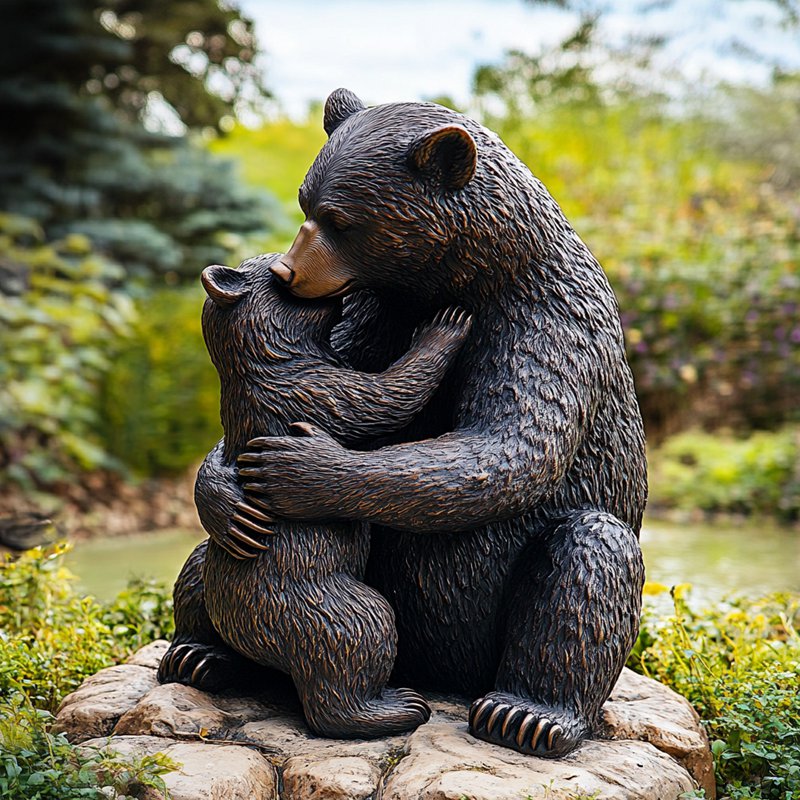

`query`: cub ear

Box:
[201,265,248,307]
[407,124,477,191]
[324,88,366,136]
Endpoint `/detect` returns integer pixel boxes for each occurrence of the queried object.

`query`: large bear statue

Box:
[202,89,647,758]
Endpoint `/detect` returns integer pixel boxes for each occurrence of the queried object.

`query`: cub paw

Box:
[412,306,473,351]
[468,692,589,758]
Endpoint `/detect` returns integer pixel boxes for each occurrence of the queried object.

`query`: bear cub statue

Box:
[158,252,472,738]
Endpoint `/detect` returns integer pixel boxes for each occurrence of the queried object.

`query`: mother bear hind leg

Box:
[158,540,286,694]
[469,511,645,757]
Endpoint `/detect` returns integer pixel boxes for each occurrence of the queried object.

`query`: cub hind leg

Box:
[289,572,430,739]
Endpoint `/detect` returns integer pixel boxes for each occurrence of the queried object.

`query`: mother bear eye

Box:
[318,207,353,234]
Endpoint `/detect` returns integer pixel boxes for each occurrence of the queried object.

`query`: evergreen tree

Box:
[0,0,280,281]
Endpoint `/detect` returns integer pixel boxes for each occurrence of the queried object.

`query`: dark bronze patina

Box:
[161,89,647,758]
[159,253,471,738]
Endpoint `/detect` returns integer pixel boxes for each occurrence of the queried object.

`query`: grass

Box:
[631,584,800,799]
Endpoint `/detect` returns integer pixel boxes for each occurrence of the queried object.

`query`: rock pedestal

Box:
[55,641,715,800]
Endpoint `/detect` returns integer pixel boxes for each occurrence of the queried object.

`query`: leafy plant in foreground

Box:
[0,693,175,799]
[0,545,177,799]
[631,586,800,799]
[0,543,173,711]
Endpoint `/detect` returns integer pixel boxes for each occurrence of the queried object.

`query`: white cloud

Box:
[239,0,800,117]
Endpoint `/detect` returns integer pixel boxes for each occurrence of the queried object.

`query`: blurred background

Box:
[0,0,798,598]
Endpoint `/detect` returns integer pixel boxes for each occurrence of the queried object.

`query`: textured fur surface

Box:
[226,91,648,758]
[159,252,471,738]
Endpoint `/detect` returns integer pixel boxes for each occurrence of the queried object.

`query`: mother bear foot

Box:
[158,642,270,694]
[468,692,589,758]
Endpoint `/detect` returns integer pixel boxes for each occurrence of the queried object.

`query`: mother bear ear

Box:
[407,125,477,191]
[324,88,366,136]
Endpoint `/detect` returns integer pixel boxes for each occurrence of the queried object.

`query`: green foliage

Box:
[208,114,328,246]
[631,587,800,799]
[649,427,800,522]
[0,545,177,799]
[0,544,173,712]
[474,63,800,434]
[0,0,280,280]
[93,0,269,131]
[0,215,135,488]
[713,73,800,192]
[99,285,221,476]
[0,694,175,800]
[64,142,284,281]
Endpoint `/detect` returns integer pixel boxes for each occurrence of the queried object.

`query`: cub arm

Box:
[310,307,471,447]
[196,440,270,559]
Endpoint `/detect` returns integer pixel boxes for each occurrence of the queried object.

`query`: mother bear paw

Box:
[468,692,590,758]
[158,642,251,694]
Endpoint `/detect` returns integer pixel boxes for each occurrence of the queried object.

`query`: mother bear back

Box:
[240,89,647,759]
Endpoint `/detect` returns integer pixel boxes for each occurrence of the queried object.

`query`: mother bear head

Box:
[270,88,540,308]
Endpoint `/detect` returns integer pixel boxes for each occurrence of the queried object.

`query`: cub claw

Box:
[529,717,549,750]
[158,643,238,693]
[469,696,493,729]
[486,703,511,736]
[231,513,274,540]
[516,711,536,749]
[547,723,564,750]
[234,500,274,523]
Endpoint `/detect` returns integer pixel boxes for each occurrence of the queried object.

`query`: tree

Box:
[92,0,271,131]
[0,0,280,281]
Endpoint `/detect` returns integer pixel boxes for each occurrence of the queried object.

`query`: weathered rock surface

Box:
[56,640,715,800]
[80,735,277,800]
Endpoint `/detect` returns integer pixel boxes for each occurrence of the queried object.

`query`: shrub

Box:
[0,694,175,800]
[648,427,800,523]
[0,545,176,799]
[0,544,173,712]
[631,586,800,799]
[0,214,135,489]
[98,285,221,476]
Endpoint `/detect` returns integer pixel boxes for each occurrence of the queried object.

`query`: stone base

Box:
[55,641,715,800]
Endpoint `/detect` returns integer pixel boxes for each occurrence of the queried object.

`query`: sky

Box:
[237,0,800,116]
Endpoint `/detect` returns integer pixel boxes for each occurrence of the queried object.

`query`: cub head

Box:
[270,88,485,306]
[201,252,342,374]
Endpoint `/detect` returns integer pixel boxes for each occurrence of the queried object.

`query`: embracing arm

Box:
[310,308,471,447]
[238,368,593,533]
[196,440,271,558]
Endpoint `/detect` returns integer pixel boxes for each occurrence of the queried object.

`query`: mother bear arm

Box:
[238,374,590,533]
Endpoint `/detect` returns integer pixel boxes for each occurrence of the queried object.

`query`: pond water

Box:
[65,518,800,603]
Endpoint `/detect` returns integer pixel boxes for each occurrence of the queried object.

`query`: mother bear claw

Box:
[468,692,588,758]
[158,642,243,693]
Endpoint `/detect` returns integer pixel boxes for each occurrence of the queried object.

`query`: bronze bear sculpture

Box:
[159,252,472,738]
[165,89,648,759]
[232,90,648,757]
